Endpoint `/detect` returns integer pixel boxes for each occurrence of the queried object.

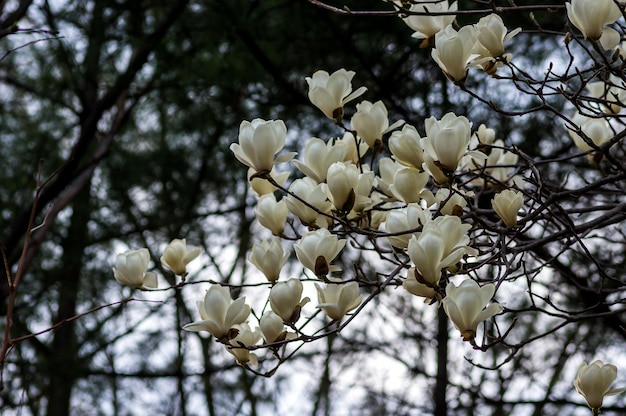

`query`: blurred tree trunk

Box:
[434,306,448,416]
[45,184,92,416]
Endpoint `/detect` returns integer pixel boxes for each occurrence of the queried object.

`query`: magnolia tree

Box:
[2,0,626,415]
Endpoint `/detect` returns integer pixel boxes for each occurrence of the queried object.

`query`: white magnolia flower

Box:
[467,139,518,185]
[259,311,290,344]
[376,157,403,199]
[113,248,158,289]
[566,0,622,40]
[431,25,477,82]
[434,187,470,216]
[426,215,476,258]
[230,119,296,173]
[586,76,626,114]
[160,238,202,277]
[335,132,369,164]
[615,39,626,60]
[389,124,425,169]
[182,284,251,340]
[442,279,503,341]
[315,278,363,321]
[351,100,403,149]
[574,360,625,410]
[473,14,521,74]
[306,69,367,120]
[269,278,310,323]
[422,151,450,185]
[292,137,347,183]
[284,177,333,228]
[294,229,346,277]
[402,0,458,41]
[367,191,390,230]
[226,323,262,365]
[249,238,289,282]
[473,124,496,146]
[403,267,438,301]
[255,193,289,236]
[492,189,523,227]
[568,112,612,152]
[326,161,375,212]
[408,230,466,287]
[384,203,431,249]
[422,112,473,172]
[389,166,430,204]
[247,166,290,196]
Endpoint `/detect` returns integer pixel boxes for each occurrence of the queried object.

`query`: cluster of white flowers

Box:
[392,1,521,82]
[113,239,202,289]
[108,4,625,409]
[563,0,626,158]
[393,0,626,160]
[175,66,530,367]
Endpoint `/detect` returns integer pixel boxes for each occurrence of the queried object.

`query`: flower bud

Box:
[230,119,295,173]
[566,0,622,40]
[160,238,202,277]
[249,238,289,282]
[294,229,346,278]
[492,189,523,227]
[306,69,367,121]
[269,278,310,323]
[255,194,288,236]
[113,248,158,289]
[442,279,502,341]
[315,278,363,321]
[574,360,625,410]
[226,323,261,365]
[182,284,251,340]
[259,311,287,344]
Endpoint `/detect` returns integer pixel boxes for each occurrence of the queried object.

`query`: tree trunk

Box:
[45,184,91,416]
[434,306,448,416]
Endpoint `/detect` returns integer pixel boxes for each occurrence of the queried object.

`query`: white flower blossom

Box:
[113,248,158,289]
[574,360,625,410]
[315,278,362,321]
[269,278,310,323]
[249,238,289,282]
[431,25,477,82]
[401,0,457,42]
[230,119,296,173]
[442,279,502,341]
[294,229,346,277]
[306,69,367,120]
[183,285,251,340]
[160,239,202,277]
[566,0,622,40]
[492,189,523,227]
